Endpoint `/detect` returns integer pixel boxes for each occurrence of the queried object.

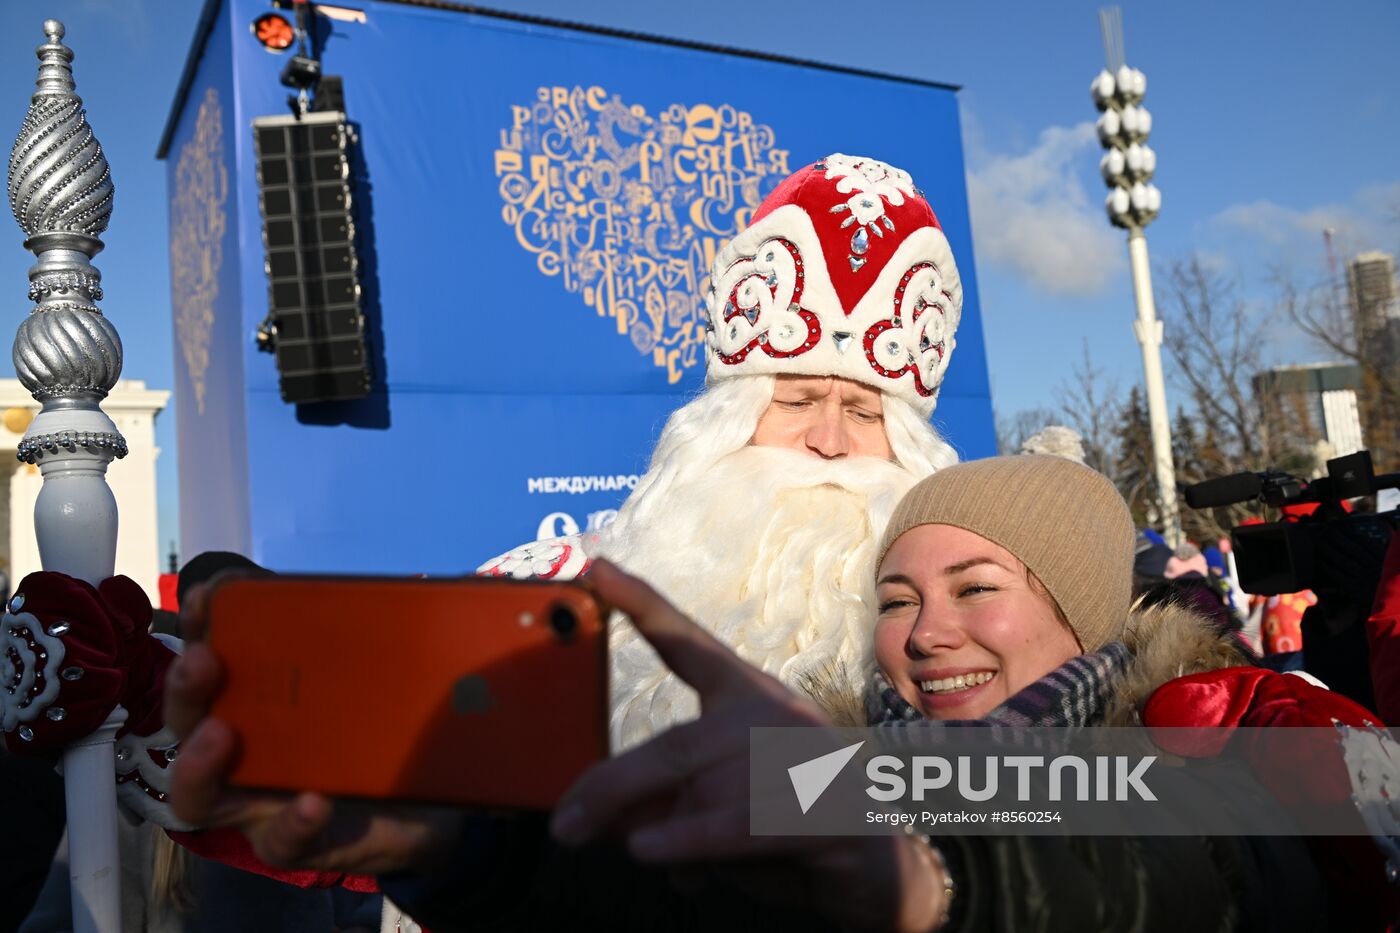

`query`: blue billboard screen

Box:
[163,0,994,572]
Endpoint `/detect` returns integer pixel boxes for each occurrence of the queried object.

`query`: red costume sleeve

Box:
[167,828,378,892]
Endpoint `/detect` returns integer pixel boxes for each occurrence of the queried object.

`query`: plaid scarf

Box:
[865,640,1134,728]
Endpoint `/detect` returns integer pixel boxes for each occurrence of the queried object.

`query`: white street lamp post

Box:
[1092,53,1182,545]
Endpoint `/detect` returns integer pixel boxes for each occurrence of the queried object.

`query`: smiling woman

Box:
[871,455,1129,721]
[875,525,1080,719]
[849,456,1394,928]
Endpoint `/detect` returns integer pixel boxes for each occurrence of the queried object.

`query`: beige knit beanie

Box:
[877,455,1136,651]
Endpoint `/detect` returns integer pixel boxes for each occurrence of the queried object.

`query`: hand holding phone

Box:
[205,575,608,810]
[167,580,465,878]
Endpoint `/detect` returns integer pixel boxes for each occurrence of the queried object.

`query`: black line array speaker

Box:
[252,112,371,404]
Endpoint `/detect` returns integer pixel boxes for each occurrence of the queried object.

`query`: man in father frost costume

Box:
[478,152,966,749]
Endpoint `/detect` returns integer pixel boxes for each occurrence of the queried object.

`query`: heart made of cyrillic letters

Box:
[494,86,791,384]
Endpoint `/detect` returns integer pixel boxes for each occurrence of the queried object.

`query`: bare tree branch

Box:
[995,406,1058,456]
[1158,256,1298,471]
[1053,340,1122,475]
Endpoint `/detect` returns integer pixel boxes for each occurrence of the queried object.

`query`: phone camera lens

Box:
[548,602,578,641]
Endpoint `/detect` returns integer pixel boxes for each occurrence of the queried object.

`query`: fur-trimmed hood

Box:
[805,601,1252,727]
[1101,600,1252,727]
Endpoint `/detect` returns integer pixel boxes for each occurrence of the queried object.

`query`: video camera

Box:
[1182,450,1400,595]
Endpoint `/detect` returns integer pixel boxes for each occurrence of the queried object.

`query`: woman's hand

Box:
[555,560,948,932]
[166,576,462,875]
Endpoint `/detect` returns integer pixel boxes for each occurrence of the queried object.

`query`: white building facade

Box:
[1253,362,1364,463]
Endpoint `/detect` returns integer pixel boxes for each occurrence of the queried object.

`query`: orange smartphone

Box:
[205,574,608,810]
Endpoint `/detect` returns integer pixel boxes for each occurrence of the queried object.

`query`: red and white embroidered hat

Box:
[704,154,962,417]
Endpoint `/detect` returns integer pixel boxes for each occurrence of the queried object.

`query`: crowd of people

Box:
[3,154,1398,930]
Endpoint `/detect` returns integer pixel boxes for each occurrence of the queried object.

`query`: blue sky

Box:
[0,0,1396,557]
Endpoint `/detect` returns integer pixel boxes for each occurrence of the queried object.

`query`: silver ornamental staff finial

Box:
[34,21,76,99]
[8,22,130,933]
[9,18,125,464]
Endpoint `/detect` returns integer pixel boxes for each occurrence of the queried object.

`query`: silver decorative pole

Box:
[1092,6,1181,545]
[9,21,127,933]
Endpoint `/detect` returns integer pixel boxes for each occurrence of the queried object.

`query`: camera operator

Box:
[1183,450,1400,714]
[1297,505,1390,711]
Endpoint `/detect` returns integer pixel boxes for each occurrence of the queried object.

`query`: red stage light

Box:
[252,13,295,52]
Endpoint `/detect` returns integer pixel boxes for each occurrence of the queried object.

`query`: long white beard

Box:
[593,444,920,750]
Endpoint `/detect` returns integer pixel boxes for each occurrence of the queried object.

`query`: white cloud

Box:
[965,121,1123,297]
[1209,181,1400,267]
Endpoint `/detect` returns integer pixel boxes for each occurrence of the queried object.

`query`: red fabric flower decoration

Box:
[2,571,174,753]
